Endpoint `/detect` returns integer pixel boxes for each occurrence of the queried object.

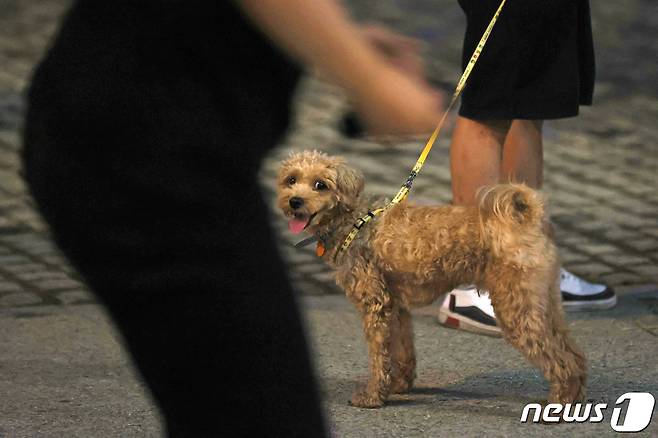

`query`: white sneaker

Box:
[437,286,502,337]
[438,269,617,336]
[560,268,617,311]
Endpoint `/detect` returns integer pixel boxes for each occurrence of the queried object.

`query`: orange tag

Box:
[316,241,325,257]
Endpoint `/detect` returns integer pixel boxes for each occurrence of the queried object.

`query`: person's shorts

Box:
[458,0,595,120]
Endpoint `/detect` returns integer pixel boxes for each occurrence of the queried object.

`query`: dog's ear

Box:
[331,159,364,207]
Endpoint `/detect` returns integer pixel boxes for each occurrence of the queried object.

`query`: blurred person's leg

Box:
[89,211,326,437]
[23,154,327,437]
[23,91,327,437]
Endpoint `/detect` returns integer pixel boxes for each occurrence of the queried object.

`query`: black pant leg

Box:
[23,144,327,437]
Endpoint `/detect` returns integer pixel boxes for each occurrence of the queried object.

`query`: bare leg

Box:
[501,120,544,188]
[390,307,416,394]
[450,116,511,205]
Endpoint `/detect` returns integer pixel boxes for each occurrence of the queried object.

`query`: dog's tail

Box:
[477,183,544,226]
[476,184,548,252]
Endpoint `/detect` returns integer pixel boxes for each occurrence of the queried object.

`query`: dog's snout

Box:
[289,197,304,210]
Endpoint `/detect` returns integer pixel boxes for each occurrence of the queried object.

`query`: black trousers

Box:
[22,0,324,435]
[23,116,327,437]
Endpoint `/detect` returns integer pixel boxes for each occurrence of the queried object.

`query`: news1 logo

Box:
[520,392,655,432]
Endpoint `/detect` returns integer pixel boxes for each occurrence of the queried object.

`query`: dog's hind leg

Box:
[543,275,587,403]
[390,307,416,394]
[487,268,587,404]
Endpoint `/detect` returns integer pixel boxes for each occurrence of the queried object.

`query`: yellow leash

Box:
[334,0,507,261]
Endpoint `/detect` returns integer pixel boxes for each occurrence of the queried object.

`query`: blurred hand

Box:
[360,24,426,82]
[238,1,444,138]
[352,67,444,138]
[352,24,445,138]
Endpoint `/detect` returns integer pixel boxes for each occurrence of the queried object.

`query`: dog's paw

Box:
[349,390,384,408]
[549,376,587,404]
[390,379,412,394]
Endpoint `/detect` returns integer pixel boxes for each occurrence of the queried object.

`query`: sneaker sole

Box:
[437,308,502,338]
[563,294,618,312]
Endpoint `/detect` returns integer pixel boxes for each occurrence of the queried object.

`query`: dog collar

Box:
[295,231,333,257]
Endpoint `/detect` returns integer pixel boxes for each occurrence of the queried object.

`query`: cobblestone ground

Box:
[0,0,657,306]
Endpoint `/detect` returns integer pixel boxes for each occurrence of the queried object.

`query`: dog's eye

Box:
[287,176,296,186]
[314,180,327,191]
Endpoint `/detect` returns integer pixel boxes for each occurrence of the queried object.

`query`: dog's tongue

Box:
[288,218,308,234]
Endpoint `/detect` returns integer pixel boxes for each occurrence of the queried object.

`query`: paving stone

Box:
[40,255,68,267]
[571,220,609,233]
[600,272,647,286]
[0,130,19,150]
[35,278,83,291]
[17,271,72,282]
[578,243,620,256]
[567,263,616,278]
[292,280,334,296]
[597,253,653,267]
[0,233,39,243]
[0,254,29,265]
[55,290,96,305]
[1,263,45,274]
[0,281,22,292]
[624,184,657,196]
[579,184,623,200]
[314,271,338,284]
[641,228,658,238]
[295,262,330,275]
[603,228,644,241]
[0,292,42,306]
[645,251,658,263]
[629,265,658,279]
[558,252,591,265]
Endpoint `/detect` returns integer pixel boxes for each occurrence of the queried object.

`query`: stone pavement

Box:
[0,0,657,436]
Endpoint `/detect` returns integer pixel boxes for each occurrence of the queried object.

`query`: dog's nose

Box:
[289,197,304,210]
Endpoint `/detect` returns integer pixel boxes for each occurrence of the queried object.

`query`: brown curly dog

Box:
[277,150,586,408]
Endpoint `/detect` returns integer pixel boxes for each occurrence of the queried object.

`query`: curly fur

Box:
[277,151,586,408]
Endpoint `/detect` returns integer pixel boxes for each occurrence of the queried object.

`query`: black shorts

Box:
[458,0,595,120]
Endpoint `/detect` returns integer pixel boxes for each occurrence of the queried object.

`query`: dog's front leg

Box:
[338,260,394,408]
[390,307,416,394]
[350,299,395,408]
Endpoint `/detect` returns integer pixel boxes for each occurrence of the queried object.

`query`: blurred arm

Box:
[237,0,389,96]
[237,0,443,136]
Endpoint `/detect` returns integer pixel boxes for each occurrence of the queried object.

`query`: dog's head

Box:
[277,150,364,234]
